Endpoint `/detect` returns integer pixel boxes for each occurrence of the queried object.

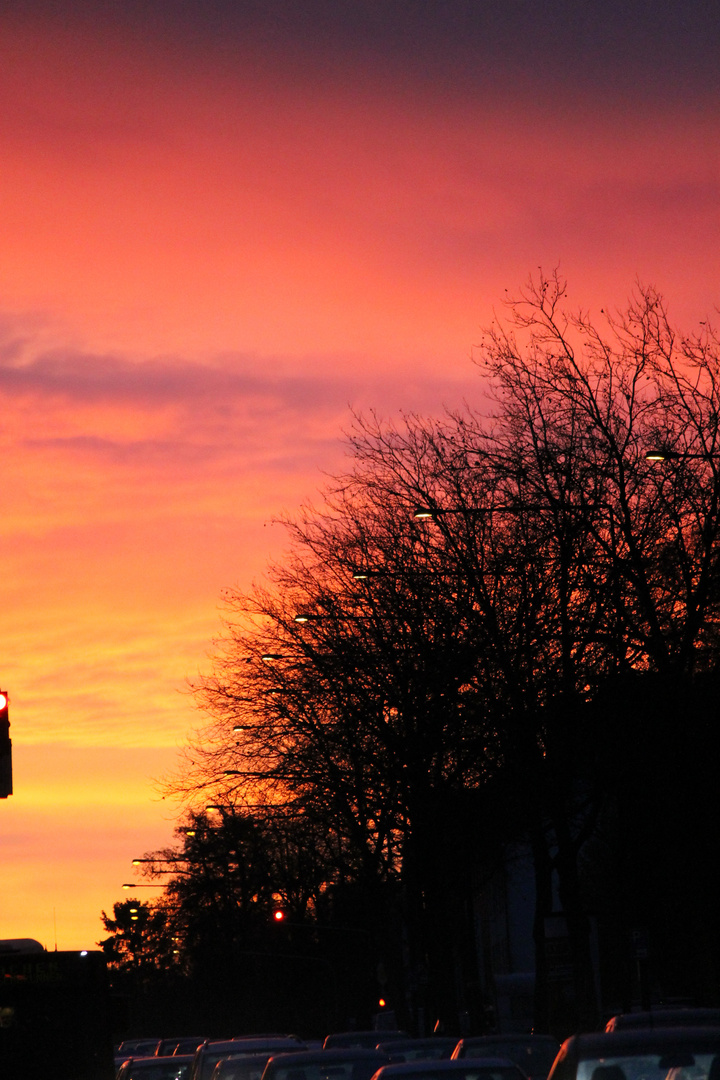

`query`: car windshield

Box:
[215,1061,269,1080]
[125,1062,192,1080]
[390,1047,455,1063]
[576,1052,720,1080]
[271,1063,381,1080]
[392,1070,521,1080]
[201,1054,240,1080]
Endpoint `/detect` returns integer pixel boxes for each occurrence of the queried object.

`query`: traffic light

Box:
[0,690,12,798]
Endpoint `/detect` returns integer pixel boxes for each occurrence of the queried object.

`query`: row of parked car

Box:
[114,1006,720,1080]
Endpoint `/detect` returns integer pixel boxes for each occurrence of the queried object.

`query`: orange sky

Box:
[1,0,719,950]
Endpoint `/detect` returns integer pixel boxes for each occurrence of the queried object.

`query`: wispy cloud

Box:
[0,331,482,464]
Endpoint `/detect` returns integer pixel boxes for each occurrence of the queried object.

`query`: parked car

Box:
[376,1039,459,1063]
[369,1057,528,1080]
[323,1034,409,1050]
[192,1039,306,1080]
[452,1036,560,1080]
[546,1027,720,1080]
[261,1046,390,1080]
[116,1054,195,1080]
[605,1009,720,1032]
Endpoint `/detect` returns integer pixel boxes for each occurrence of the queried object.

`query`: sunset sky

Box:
[1,0,719,950]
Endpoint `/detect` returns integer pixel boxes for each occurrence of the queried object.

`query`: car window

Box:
[271,1064,386,1080]
[201,1055,237,1080]
[214,1057,272,1080]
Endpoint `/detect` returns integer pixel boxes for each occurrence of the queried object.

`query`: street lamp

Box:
[294,609,370,623]
[645,448,674,462]
[207,799,296,814]
[351,568,383,580]
[414,504,493,520]
[645,447,713,462]
[413,503,541,521]
[223,769,283,777]
[132,857,188,867]
[412,507,438,520]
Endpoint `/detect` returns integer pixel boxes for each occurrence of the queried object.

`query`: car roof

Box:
[605,1009,720,1031]
[373,1058,519,1075]
[324,1034,408,1048]
[226,1040,305,1051]
[558,1028,720,1059]
[160,1039,207,1050]
[223,1054,281,1063]
[202,1042,260,1053]
[126,1056,196,1065]
[234,1036,304,1042]
[378,1040,458,1050]
[267,1049,389,1065]
[457,1038,558,1048]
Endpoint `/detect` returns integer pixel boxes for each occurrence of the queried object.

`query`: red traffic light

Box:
[0,689,11,798]
[273,909,286,922]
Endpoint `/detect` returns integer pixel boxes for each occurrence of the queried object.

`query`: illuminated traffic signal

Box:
[272,908,286,923]
[0,690,12,798]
